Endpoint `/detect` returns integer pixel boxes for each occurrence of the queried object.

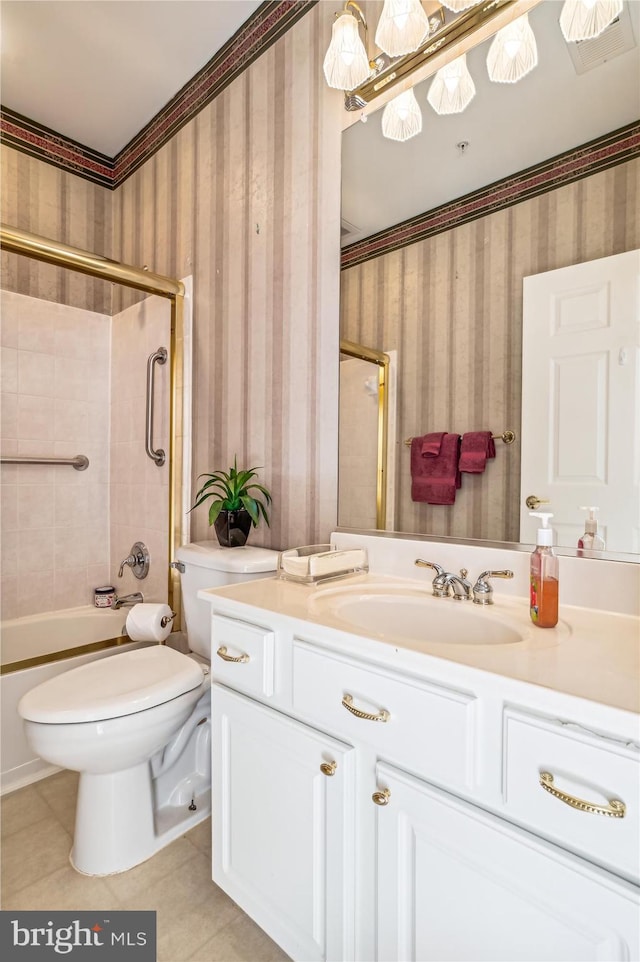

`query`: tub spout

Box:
[112,592,143,610]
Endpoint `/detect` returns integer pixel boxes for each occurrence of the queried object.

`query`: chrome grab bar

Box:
[0,454,89,470]
[145,346,167,466]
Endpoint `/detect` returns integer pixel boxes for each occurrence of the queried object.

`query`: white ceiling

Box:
[0,0,263,155]
[1,1,638,236]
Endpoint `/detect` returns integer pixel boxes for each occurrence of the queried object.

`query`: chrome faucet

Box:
[415,559,471,599]
[112,592,143,610]
[118,541,150,579]
[472,570,514,605]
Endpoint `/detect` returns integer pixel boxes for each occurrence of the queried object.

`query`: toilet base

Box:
[70,765,211,876]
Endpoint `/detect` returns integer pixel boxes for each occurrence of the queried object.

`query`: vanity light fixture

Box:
[559,0,623,42]
[427,53,476,114]
[382,88,423,140]
[323,1,370,90]
[375,0,431,57]
[486,12,538,83]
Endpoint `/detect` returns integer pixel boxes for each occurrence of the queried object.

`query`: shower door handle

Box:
[145,346,167,466]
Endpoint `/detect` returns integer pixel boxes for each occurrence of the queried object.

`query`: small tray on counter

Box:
[277,544,368,585]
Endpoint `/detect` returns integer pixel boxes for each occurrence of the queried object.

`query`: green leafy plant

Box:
[191,457,272,528]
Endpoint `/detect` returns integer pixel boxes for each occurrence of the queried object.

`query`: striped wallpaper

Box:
[341,157,640,543]
[1,3,342,552]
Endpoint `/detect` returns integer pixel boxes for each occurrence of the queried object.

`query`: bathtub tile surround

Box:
[0,290,111,619]
[1,771,290,962]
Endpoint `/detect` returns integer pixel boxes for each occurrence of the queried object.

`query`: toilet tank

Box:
[174,542,279,659]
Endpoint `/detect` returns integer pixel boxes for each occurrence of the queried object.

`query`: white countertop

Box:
[200,573,640,716]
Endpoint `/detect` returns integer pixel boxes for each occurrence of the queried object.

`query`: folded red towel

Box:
[411,433,461,505]
[459,432,496,473]
[421,432,446,457]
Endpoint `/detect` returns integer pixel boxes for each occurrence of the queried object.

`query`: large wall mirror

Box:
[338,0,640,558]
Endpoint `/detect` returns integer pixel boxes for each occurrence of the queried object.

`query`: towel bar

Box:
[404,430,516,447]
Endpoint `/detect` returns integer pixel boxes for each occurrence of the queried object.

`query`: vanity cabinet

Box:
[208,608,640,962]
[375,761,638,962]
[212,684,356,962]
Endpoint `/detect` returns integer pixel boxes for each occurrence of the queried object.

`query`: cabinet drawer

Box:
[503,709,640,882]
[211,614,275,698]
[292,640,477,790]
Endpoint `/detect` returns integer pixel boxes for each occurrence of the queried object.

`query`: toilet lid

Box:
[18,646,205,724]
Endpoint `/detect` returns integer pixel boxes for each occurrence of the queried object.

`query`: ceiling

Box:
[342,0,640,244]
[1,1,638,235]
[0,0,263,156]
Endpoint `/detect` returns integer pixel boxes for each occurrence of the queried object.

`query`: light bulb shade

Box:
[381,88,423,141]
[487,13,538,84]
[323,11,370,90]
[375,0,430,57]
[427,54,476,114]
[441,1,480,11]
[559,0,623,42]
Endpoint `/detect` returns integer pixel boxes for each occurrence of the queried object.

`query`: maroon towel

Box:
[421,432,446,457]
[411,433,461,505]
[459,431,496,473]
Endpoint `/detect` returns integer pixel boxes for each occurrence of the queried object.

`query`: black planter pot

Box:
[214,508,253,548]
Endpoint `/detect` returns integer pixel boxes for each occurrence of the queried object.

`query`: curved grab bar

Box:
[145,346,167,466]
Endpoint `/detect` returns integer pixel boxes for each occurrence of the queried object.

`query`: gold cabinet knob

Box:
[320,760,337,776]
[525,495,550,510]
[372,788,391,806]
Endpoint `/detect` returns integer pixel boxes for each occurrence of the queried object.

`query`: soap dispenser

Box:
[578,506,606,552]
[529,512,558,629]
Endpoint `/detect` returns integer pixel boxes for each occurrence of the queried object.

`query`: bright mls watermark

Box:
[0,911,156,960]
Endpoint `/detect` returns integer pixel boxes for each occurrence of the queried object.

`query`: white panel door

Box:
[212,684,356,962]
[375,762,640,962]
[520,250,640,551]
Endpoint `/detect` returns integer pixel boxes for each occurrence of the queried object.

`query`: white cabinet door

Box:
[375,762,639,962]
[212,684,356,962]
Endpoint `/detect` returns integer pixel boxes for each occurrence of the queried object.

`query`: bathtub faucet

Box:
[113,592,143,610]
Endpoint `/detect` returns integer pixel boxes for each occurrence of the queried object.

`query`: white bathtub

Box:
[1,605,151,794]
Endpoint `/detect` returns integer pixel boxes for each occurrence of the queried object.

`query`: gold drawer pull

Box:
[342,693,390,723]
[216,645,250,664]
[539,772,626,818]
[320,760,337,776]
[372,788,391,806]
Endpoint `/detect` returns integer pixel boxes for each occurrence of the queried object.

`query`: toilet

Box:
[18,541,279,876]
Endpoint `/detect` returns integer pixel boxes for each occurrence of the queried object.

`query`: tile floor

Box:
[1,770,291,962]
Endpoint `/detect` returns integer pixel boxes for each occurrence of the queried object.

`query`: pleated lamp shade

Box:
[427,54,476,114]
[375,0,430,57]
[382,89,423,141]
[323,11,370,90]
[559,0,622,42]
[486,13,538,84]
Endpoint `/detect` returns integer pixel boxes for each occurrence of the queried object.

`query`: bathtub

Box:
[1,605,151,794]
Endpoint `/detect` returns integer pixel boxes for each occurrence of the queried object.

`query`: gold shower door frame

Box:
[0,225,185,666]
[339,339,390,530]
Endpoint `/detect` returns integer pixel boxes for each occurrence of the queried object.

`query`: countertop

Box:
[199,573,640,717]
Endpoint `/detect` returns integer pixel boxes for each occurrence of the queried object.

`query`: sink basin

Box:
[308,583,526,646]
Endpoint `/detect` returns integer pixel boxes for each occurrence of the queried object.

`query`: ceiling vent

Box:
[565,6,636,74]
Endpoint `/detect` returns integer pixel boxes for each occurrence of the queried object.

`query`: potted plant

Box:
[191,457,272,547]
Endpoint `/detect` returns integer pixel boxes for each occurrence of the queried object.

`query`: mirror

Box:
[339,0,640,557]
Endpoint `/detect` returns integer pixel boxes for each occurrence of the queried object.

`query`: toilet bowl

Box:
[18,542,279,876]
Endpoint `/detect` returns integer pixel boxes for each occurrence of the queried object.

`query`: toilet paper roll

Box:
[125,603,174,642]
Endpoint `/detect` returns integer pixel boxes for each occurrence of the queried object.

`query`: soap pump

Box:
[578,506,606,552]
[529,511,558,629]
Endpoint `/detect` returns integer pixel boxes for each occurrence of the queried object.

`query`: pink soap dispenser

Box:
[577,506,606,552]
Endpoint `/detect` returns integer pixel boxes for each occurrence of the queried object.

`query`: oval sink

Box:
[308,583,525,646]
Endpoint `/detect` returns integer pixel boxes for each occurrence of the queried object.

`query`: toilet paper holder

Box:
[161,611,176,629]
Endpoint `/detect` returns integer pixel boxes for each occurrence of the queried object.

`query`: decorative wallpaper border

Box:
[0,1,316,189]
[341,121,640,270]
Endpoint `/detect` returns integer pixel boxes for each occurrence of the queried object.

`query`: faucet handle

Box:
[415,559,445,576]
[472,569,514,605]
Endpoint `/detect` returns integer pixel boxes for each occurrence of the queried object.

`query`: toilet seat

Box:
[19,645,205,724]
